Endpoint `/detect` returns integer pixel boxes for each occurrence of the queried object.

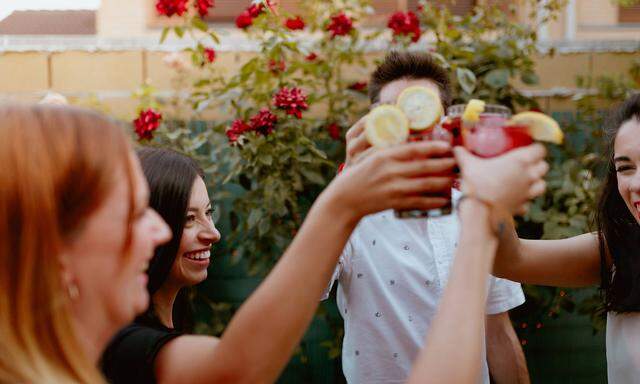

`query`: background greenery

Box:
[133,0,640,382]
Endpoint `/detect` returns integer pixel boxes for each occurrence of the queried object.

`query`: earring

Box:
[67,282,80,300]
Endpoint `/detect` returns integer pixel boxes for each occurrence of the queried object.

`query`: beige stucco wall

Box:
[0,49,638,119]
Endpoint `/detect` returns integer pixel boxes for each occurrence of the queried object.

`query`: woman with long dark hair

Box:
[102,139,549,384]
[492,93,640,383]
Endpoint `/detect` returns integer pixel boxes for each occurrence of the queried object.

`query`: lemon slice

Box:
[396,86,443,131]
[365,105,410,148]
[509,111,564,144]
[462,99,485,123]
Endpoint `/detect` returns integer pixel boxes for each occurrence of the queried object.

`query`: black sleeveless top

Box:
[101,320,181,384]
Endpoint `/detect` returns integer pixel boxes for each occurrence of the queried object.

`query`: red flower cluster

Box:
[235,2,265,29]
[268,59,286,73]
[134,109,162,140]
[327,123,342,141]
[326,12,353,38]
[387,11,421,43]
[305,52,318,61]
[156,0,188,17]
[195,0,214,17]
[226,119,251,143]
[250,108,278,136]
[204,48,216,63]
[273,87,308,119]
[348,81,367,91]
[226,108,278,143]
[285,16,305,30]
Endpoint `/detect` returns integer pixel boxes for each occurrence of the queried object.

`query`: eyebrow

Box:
[187,201,212,211]
[614,156,631,163]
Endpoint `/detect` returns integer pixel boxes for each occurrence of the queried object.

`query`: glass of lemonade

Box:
[444,104,533,157]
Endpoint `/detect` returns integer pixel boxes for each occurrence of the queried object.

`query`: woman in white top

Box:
[492,93,640,383]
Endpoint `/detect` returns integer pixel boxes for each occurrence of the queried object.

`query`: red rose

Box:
[327,123,342,141]
[326,12,353,38]
[156,0,188,17]
[250,108,278,136]
[236,11,253,29]
[348,81,367,91]
[268,59,286,73]
[285,16,305,30]
[204,48,216,63]
[133,109,162,140]
[226,119,250,143]
[305,52,318,61]
[247,3,265,17]
[273,87,309,119]
[195,0,214,17]
[388,11,421,43]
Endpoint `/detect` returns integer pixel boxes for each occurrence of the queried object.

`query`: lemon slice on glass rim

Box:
[396,86,443,131]
[364,105,410,148]
[462,99,486,123]
[509,111,564,144]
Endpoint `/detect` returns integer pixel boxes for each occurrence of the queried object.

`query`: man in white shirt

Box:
[324,51,529,384]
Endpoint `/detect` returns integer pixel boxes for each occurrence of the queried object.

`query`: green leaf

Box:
[259,154,273,166]
[209,31,221,44]
[300,169,325,185]
[456,67,477,94]
[160,27,170,44]
[248,209,262,229]
[191,16,209,32]
[194,79,211,87]
[258,219,271,237]
[521,71,540,85]
[484,68,510,89]
[174,26,185,38]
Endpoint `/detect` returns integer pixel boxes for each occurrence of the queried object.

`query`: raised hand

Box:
[454,144,549,215]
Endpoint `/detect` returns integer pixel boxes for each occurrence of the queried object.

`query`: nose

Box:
[150,209,172,246]
[630,171,640,193]
[198,218,221,245]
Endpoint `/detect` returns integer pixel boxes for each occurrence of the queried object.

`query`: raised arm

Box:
[492,220,601,288]
[154,141,456,384]
[408,145,548,384]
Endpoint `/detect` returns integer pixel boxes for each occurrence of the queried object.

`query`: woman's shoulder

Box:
[101,321,182,383]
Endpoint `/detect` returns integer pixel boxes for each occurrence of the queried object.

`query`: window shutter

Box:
[204,0,253,22]
[619,4,640,23]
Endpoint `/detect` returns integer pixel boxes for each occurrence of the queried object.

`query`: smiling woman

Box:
[0,104,171,383]
[491,94,640,383]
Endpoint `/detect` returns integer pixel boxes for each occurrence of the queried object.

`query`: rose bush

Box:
[131,0,636,374]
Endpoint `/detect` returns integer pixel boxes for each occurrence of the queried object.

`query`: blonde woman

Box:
[0,104,171,383]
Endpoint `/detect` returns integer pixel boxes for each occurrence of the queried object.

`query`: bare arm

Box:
[408,145,549,384]
[486,312,530,384]
[493,225,601,287]
[408,201,498,384]
[154,141,456,384]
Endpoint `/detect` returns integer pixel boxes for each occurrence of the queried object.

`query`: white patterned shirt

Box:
[323,196,525,384]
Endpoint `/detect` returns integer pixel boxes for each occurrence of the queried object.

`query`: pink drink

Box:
[446,104,533,157]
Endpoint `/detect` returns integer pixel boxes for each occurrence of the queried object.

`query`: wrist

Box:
[315,182,361,228]
[457,195,511,239]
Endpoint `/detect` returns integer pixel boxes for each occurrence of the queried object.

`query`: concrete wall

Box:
[0,49,638,119]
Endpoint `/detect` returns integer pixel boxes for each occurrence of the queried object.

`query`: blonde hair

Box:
[0,104,134,383]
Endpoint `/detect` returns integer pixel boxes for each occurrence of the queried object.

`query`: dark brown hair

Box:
[597,93,640,313]
[368,51,452,108]
[135,147,204,332]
